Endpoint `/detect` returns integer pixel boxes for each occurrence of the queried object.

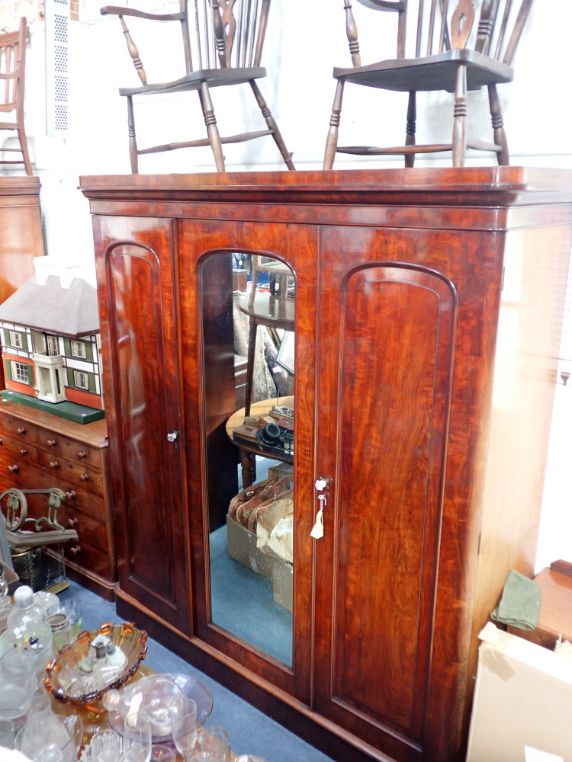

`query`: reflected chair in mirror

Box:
[237,256,294,419]
[248,255,293,307]
[100,0,295,173]
[323,0,533,169]
[0,17,32,176]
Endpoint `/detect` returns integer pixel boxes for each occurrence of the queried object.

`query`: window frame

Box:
[11,361,31,385]
[70,340,88,359]
[73,370,89,390]
[46,335,60,356]
[9,331,23,349]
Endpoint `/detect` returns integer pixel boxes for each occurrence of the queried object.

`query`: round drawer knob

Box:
[77,450,87,459]
[19,448,28,456]
[16,427,26,435]
[65,490,77,501]
[79,472,89,481]
[8,464,19,473]
[49,460,59,469]
[67,517,79,528]
[46,439,57,447]
[69,545,81,555]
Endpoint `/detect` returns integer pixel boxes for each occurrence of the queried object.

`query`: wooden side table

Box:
[508,560,572,648]
[226,395,293,487]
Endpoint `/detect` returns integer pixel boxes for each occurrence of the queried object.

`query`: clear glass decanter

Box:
[19,690,75,762]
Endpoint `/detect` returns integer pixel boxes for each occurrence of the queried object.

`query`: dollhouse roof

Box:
[0,275,99,337]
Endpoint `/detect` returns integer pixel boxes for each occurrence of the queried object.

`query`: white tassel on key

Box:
[311,493,327,539]
[310,507,324,539]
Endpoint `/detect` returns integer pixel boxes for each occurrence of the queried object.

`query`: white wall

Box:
[1,0,571,567]
[17,0,572,262]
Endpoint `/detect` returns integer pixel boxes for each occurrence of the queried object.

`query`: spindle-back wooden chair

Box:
[0,18,32,176]
[101,0,294,173]
[324,0,533,169]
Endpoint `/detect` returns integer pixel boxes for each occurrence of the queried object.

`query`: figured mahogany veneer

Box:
[81,167,572,761]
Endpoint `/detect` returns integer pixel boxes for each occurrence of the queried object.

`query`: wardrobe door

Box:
[314,227,458,761]
[179,219,317,703]
[93,217,190,631]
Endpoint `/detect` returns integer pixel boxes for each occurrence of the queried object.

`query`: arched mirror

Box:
[200,251,295,667]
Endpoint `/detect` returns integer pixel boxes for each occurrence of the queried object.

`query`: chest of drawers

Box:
[0,400,116,598]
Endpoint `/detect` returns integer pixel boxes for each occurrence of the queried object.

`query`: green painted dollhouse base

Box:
[2,390,105,424]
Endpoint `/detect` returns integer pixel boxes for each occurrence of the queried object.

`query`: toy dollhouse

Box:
[0,267,104,423]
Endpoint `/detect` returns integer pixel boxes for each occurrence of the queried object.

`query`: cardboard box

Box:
[466,622,572,761]
[226,515,293,613]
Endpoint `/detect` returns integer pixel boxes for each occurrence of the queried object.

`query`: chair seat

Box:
[334,49,513,93]
[120,66,267,97]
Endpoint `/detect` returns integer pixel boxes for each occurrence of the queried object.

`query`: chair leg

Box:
[488,84,509,165]
[126,96,139,174]
[244,317,257,417]
[249,80,295,170]
[17,126,32,176]
[405,91,416,168]
[248,266,259,307]
[452,65,467,167]
[323,80,345,170]
[199,81,225,172]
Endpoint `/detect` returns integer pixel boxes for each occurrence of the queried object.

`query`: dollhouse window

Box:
[11,362,30,384]
[71,340,87,359]
[73,370,89,390]
[46,335,59,356]
[9,331,23,349]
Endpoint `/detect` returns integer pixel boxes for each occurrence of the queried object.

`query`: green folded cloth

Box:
[491,569,541,631]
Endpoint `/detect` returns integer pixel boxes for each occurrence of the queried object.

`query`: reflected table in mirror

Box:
[226,396,294,488]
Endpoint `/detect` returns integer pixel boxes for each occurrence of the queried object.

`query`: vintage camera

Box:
[256,421,294,461]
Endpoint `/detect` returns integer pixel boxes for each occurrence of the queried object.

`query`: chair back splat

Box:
[101,0,293,173]
[0,17,32,176]
[324,0,533,168]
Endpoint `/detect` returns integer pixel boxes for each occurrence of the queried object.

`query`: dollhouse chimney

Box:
[60,266,83,289]
[33,256,60,286]
[32,258,97,289]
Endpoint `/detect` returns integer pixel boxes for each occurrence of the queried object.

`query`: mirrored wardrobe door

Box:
[179,218,317,702]
[200,251,296,667]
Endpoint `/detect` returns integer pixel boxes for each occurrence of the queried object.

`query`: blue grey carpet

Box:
[59,582,333,762]
[209,526,292,666]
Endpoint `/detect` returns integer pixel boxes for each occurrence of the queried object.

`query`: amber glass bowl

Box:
[44,621,148,712]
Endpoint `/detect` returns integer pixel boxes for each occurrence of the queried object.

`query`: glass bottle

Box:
[6,585,45,630]
[5,585,53,683]
[18,689,75,762]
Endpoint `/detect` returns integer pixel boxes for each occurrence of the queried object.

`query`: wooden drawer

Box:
[0,476,108,555]
[23,496,108,553]
[0,463,108,525]
[36,451,104,497]
[0,413,38,444]
[0,452,39,484]
[36,430,101,468]
[31,468,108,524]
[0,433,39,463]
[63,537,113,580]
